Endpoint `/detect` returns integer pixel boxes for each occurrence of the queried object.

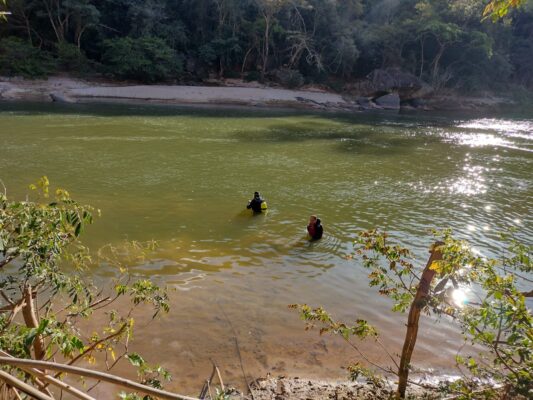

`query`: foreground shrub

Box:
[293,229,532,399]
[0,177,177,398]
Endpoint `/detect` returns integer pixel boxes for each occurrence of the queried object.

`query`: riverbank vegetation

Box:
[0,0,532,98]
[0,178,199,399]
[292,229,532,399]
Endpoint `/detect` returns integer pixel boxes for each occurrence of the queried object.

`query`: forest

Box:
[0,0,532,93]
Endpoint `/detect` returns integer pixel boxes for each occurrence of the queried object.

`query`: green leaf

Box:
[75,222,82,237]
[126,353,145,367]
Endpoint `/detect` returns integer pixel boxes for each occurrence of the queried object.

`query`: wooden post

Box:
[396,242,443,399]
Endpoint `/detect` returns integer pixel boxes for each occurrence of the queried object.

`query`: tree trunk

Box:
[241,47,254,75]
[431,42,446,88]
[43,0,61,43]
[396,242,443,399]
[76,25,88,49]
[261,13,270,81]
[21,285,45,361]
[418,37,425,79]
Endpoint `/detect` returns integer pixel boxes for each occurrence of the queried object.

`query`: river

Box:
[0,102,531,396]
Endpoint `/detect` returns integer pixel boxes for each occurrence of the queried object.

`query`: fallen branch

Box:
[0,350,95,400]
[215,364,224,392]
[11,386,23,400]
[0,357,199,400]
[199,365,217,399]
[0,369,53,400]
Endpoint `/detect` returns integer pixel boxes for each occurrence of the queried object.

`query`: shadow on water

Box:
[231,120,443,155]
[0,99,480,125]
[1,101,342,119]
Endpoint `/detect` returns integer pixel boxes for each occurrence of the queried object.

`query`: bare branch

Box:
[0,357,199,400]
[0,369,53,400]
[0,349,95,400]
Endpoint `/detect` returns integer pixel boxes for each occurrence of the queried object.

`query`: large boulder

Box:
[374,93,400,110]
[355,96,373,110]
[345,68,431,101]
[367,68,423,99]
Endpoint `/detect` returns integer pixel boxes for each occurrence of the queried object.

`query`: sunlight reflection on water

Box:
[457,118,533,138]
[0,104,531,394]
[452,118,533,152]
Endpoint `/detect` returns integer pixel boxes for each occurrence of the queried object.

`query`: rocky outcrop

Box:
[355,96,375,110]
[366,68,425,99]
[374,93,400,110]
[345,68,432,110]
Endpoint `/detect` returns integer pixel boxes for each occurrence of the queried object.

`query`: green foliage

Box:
[454,232,532,397]
[289,304,377,340]
[102,36,183,82]
[0,178,171,394]
[56,42,91,72]
[292,228,532,398]
[359,229,532,397]
[127,352,171,387]
[198,43,218,66]
[118,351,172,399]
[347,363,385,386]
[0,0,7,21]
[483,0,525,20]
[0,37,56,78]
[356,229,418,312]
[213,388,231,400]
[199,37,241,69]
[273,68,304,88]
[244,71,261,82]
[1,0,532,91]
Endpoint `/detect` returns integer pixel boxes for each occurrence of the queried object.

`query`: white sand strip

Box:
[68,84,348,106]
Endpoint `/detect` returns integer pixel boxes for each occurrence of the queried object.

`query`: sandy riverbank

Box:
[0,76,521,113]
[0,76,355,111]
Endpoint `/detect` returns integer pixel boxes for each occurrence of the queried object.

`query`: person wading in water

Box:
[307,215,323,240]
[246,191,267,213]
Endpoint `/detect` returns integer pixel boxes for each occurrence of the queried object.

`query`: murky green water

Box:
[1,102,531,395]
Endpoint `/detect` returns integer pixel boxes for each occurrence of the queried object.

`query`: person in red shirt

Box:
[307,215,323,240]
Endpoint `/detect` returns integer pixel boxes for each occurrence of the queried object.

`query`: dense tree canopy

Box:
[0,0,532,91]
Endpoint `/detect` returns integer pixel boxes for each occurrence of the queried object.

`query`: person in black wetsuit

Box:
[246,191,267,213]
[307,215,323,240]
